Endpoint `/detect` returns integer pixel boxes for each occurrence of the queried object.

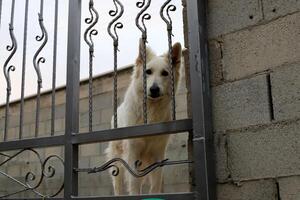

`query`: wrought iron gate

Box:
[0,0,215,199]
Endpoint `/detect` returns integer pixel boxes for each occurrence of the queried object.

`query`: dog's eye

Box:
[146,69,152,75]
[161,70,169,76]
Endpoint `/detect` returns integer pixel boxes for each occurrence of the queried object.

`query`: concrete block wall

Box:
[184,0,300,199]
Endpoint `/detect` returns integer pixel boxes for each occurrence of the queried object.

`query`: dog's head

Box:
[133,39,182,101]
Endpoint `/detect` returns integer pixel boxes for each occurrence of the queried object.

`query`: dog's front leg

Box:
[149,168,163,194]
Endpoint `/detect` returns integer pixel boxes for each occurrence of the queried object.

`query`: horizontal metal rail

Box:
[0,192,194,200]
[0,198,64,200]
[73,119,192,144]
[73,192,194,200]
[0,119,192,152]
[0,135,65,151]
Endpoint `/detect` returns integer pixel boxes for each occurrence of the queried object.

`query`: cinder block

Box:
[278,176,300,200]
[209,40,224,86]
[271,63,300,121]
[93,92,113,110]
[262,0,300,20]
[100,108,113,124]
[217,180,277,200]
[228,120,300,181]
[207,0,263,38]
[54,104,66,119]
[212,75,270,131]
[54,118,65,133]
[223,13,300,80]
[80,143,101,157]
[164,165,189,185]
[39,107,51,121]
[215,134,230,182]
[176,93,187,113]
[164,183,190,193]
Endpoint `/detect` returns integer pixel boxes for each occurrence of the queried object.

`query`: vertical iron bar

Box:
[64,0,81,198]
[33,0,48,138]
[113,46,118,128]
[3,0,17,141]
[51,0,59,136]
[88,53,93,132]
[160,0,176,120]
[108,0,124,129]
[19,0,29,139]
[186,0,216,199]
[136,0,151,124]
[84,0,99,132]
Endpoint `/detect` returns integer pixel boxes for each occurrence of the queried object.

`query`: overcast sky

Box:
[0,0,184,104]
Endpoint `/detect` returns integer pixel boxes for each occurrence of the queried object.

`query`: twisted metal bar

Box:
[19,0,29,139]
[136,0,151,124]
[108,0,124,128]
[51,0,59,136]
[160,0,177,120]
[0,149,64,198]
[75,158,192,178]
[3,0,17,141]
[33,0,48,137]
[84,0,99,132]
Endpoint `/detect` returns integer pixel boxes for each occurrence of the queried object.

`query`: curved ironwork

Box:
[0,149,64,198]
[84,0,99,132]
[135,0,151,124]
[135,0,151,40]
[107,0,124,46]
[108,0,124,128]
[33,0,48,137]
[75,158,192,178]
[3,0,17,141]
[160,0,177,120]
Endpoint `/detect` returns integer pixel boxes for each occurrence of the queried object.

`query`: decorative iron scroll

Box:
[75,158,192,178]
[107,0,124,128]
[33,0,48,137]
[0,149,64,198]
[3,0,17,141]
[136,0,152,124]
[84,0,99,132]
[160,0,177,120]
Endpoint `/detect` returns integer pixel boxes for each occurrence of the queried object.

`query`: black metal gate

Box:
[0,0,215,199]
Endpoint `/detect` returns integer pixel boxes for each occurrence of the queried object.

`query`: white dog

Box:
[105,40,182,195]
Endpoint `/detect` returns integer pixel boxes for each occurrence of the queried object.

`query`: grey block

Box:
[217,180,277,200]
[228,120,300,181]
[278,176,300,200]
[271,63,300,121]
[212,75,270,131]
[223,13,300,80]
[207,0,263,38]
[262,0,300,20]
[215,134,230,182]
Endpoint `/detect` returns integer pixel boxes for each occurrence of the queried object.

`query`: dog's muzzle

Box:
[149,84,160,98]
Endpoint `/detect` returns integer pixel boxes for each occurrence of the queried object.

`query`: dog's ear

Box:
[136,38,156,66]
[171,43,182,77]
[171,43,181,67]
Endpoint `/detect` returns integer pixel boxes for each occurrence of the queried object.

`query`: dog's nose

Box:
[150,84,160,98]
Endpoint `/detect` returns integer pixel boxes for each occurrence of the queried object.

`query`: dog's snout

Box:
[150,84,160,98]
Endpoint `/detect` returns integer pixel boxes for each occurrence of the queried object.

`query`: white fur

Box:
[105,41,182,195]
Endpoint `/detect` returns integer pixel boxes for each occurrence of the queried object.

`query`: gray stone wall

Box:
[197,0,299,199]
